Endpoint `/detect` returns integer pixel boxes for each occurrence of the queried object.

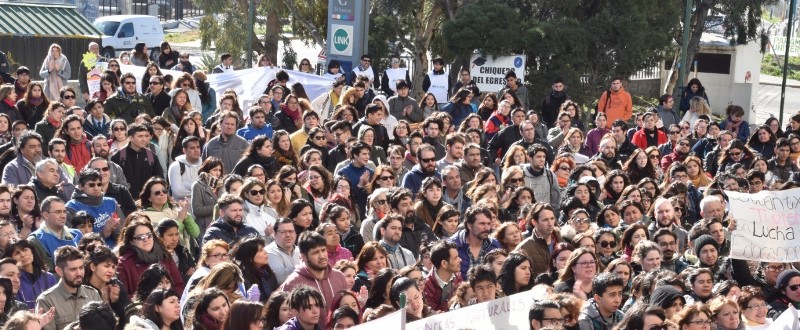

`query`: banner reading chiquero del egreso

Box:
[469,54,526,93]
[728,188,800,262]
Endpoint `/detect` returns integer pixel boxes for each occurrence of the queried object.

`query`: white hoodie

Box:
[167,154,202,200]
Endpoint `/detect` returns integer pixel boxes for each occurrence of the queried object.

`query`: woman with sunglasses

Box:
[139,176,198,243]
[297,58,314,74]
[366,165,396,193]
[232,178,271,240]
[593,228,620,269]
[718,140,755,174]
[359,188,390,242]
[108,119,128,154]
[117,215,185,298]
[169,73,202,112]
[299,127,330,169]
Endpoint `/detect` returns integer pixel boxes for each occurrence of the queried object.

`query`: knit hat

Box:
[776,269,800,290]
[650,286,685,309]
[693,234,719,257]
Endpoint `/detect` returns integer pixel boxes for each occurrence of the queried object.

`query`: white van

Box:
[93,15,164,59]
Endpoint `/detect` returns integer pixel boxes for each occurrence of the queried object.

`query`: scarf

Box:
[198,313,222,330]
[47,116,61,128]
[557,175,568,188]
[643,127,658,147]
[29,97,43,106]
[380,240,398,254]
[42,53,67,100]
[133,244,163,264]
[198,172,221,191]
[725,117,743,134]
[281,104,300,121]
[2,99,13,108]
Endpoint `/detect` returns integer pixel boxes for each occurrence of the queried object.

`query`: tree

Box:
[666,0,778,96]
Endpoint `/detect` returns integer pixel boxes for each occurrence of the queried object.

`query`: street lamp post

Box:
[780,0,797,126]
[676,0,692,113]
[247,0,254,68]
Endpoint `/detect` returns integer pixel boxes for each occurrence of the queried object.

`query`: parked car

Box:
[93,15,164,60]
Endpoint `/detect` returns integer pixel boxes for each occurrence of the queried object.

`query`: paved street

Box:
[756,75,800,125]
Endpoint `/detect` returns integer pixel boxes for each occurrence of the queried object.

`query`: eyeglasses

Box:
[649,154,660,159]
[132,232,153,241]
[599,241,617,248]
[113,126,126,131]
[249,189,265,196]
[208,253,229,259]
[678,142,690,147]
[379,176,393,181]
[745,303,768,310]
[313,135,325,140]
[308,175,322,181]
[63,95,76,100]
[509,177,524,184]
[681,126,691,130]
[686,320,713,326]
[766,265,786,272]
[558,166,570,171]
[375,199,387,205]
[540,318,563,325]
[84,182,101,188]
[93,166,110,172]
[420,157,436,163]
[576,260,596,268]
[669,130,680,134]
[658,241,678,248]
[573,218,590,224]
[151,188,168,196]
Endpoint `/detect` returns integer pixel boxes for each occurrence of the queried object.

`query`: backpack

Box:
[117,147,155,168]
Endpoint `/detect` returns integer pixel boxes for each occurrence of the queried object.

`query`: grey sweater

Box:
[202,133,248,175]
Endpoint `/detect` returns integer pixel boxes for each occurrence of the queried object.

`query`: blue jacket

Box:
[449,229,502,279]
[28,227,82,271]
[236,123,274,142]
[401,164,441,195]
[65,193,121,248]
[337,163,373,219]
[441,102,472,127]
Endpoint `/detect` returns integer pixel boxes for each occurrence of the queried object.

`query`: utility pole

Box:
[676,0,693,113]
[247,0,255,68]
[780,0,797,126]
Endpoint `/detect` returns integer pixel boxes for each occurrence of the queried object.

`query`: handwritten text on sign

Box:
[728,188,800,262]
[406,289,536,330]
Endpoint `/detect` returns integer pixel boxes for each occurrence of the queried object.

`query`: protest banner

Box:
[469,54,526,93]
[406,289,537,330]
[772,305,799,329]
[119,64,334,119]
[728,188,800,262]
[349,308,405,330]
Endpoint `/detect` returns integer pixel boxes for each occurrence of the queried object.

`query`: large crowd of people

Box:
[0,41,796,330]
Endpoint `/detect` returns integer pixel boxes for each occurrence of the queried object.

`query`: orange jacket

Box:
[598,87,633,129]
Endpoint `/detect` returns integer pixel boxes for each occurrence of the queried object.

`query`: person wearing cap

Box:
[13,66,31,100]
[767,268,800,318]
[693,234,728,281]
[650,285,686,320]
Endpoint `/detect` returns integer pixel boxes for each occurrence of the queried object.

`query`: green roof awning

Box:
[0,3,100,37]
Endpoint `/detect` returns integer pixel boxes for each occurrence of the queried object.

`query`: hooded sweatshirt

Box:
[65,188,124,247]
[279,264,348,328]
[577,298,624,330]
[128,315,160,330]
[168,154,202,200]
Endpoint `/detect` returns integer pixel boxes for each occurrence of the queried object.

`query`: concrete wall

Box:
[627,79,661,100]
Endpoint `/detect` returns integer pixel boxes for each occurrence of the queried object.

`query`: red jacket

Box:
[423,268,462,312]
[661,151,688,173]
[117,249,185,298]
[631,128,667,150]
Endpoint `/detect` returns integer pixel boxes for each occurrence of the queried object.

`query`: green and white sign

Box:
[330,24,354,56]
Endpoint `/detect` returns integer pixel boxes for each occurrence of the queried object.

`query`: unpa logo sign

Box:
[330,24,353,56]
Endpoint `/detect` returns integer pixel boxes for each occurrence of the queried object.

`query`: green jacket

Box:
[104,90,155,124]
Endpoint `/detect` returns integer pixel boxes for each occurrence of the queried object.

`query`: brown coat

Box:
[514,229,563,278]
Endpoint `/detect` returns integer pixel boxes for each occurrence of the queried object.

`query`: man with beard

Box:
[449,204,501,279]
[661,136,691,172]
[421,117,445,159]
[375,214,416,269]
[145,75,171,116]
[648,198,688,254]
[402,144,441,195]
[203,112,248,175]
[702,217,729,257]
[90,135,129,188]
[372,188,435,258]
[36,246,101,330]
[515,203,563,277]
[103,73,154,124]
[236,107,274,142]
[436,133,464,171]
[2,131,43,185]
[202,194,259,246]
[521,144,561,211]
[457,143,485,184]
[654,229,689,274]
[87,157,136,216]
[611,120,636,162]
[280,231,348,329]
[488,108,526,161]
[28,197,82,271]
[403,132,424,171]
[540,78,569,127]
[590,136,621,171]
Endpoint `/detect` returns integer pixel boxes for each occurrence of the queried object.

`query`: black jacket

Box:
[340,226,365,257]
[399,217,436,258]
[488,124,522,160]
[16,100,47,127]
[109,144,164,199]
[104,182,137,216]
[352,119,390,151]
[231,153,280,179]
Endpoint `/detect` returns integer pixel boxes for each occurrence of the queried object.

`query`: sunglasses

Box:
[132,232,153,241]
[509,177,524,184]
[149,81,162,85]
[92,166,110,172]
[573,218,590,224]
[730,151,742,156]
[84,182,101,188]
[789,284,800,292]
[669,130,680,134]
[249,189,265,196]
[313,135,325,140]
[379,176,393,181]
[123,81,136,85]
[375,199,387,205]
[649,154,660,159]
[63,95,76,100]
[558,166,570,171]
[113,126,126,132]
[420,157,436,163]
[151,188,168,196]
[599,241,617,248]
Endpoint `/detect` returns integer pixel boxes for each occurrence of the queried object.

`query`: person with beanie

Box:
[649,285,686,319]
[767,268,800,319]
[694,234,728,281]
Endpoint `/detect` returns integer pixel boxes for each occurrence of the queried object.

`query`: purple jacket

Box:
[584,128,611,156]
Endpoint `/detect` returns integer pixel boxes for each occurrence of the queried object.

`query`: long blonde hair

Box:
[689,96,711,116]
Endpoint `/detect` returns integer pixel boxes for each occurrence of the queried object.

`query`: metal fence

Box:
[98,0,203,21]
[630,65,661,81]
